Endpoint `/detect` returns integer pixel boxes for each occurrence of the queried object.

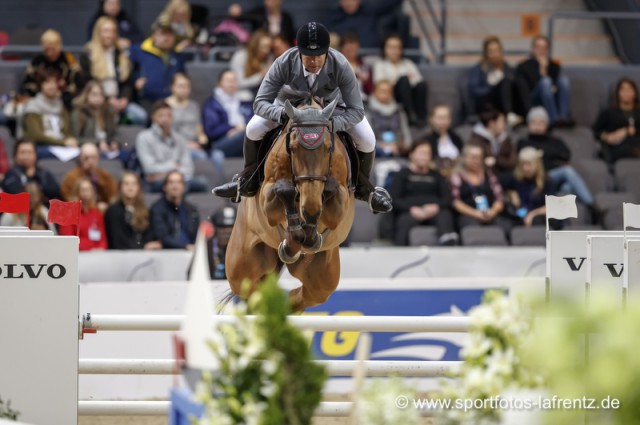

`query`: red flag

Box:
[0,192,30,227]
[48,199,81,227]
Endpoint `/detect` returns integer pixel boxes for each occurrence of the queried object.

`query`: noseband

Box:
[285,120,335,185]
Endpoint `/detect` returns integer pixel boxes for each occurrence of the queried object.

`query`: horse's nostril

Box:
[302,208,320,224]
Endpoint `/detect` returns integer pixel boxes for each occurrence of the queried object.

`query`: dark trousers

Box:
[394,76,428,121]
[474,77,529,116]
[393,208,456,246]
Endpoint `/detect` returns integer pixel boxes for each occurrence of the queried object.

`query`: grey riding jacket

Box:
[253,47,365,132]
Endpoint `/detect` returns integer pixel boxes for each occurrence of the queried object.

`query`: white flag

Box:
[624,202,640,230]
[546,195,578,220]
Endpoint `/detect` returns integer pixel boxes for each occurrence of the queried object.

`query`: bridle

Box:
[285,119,335,186]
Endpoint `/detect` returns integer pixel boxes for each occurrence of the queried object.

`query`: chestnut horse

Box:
[224,97,355,311]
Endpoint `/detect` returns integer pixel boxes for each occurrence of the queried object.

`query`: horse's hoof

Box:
[308,232,323,253]
[278,240,301,264]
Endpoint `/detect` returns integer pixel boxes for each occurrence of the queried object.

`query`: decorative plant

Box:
[197,275,327,425]
[355,376,420,425]
[437,290,544,425]
[0,395,19,420]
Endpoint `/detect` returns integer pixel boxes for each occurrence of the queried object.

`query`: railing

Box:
[407,0,447,63]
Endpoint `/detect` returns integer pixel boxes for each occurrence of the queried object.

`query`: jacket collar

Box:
[141,37,169,62]
[291,50,333,93]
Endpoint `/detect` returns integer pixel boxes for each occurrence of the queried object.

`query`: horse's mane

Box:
[277,86,320,108]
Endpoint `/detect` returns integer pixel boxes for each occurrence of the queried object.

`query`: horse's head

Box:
[283,98,337,224]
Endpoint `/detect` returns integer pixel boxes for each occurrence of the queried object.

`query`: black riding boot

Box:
[354,150,393,214]
[212,135,261,202]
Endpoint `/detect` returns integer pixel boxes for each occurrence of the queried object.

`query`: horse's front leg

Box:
[269,179,305,263]
[321,177,350,230]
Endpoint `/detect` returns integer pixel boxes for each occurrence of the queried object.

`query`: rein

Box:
[285,120,335,185]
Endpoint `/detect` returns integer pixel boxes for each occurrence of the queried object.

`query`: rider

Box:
[212,22,393,214]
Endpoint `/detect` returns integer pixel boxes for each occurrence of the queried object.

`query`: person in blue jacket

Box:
[129,18,186,112]
[202,69,253,158]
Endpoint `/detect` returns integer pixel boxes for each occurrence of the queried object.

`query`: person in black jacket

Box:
[425,104,463,177]
[1,139,60,201]
[87,0,142,50]
[245,0,296,44]
[149,170,200,251]
[105,171,161,250]
[518,106,593,206]
[389,140,458,246]
[515,35,572,126]
[593,77,640,165]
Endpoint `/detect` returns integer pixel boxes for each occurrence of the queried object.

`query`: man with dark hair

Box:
[129,18,186,110]
[150,170,199,251]
[515,35,572,126]
[213,21,392,213]
[468,105,517,175]
[136,101,207,193]
[207,206,237,279]
[1,139,60,201]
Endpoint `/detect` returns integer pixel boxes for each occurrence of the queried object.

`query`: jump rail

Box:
[82,314,471,333]
[77,400,435,417]
[78,359,462,377]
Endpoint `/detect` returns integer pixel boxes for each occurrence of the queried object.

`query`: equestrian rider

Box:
[212,22,393,214]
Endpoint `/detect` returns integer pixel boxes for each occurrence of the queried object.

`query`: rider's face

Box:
[301,54,327,74]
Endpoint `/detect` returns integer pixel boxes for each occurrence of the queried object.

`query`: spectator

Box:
[136,101,207,193]
[373,34,428,127]
[272,33,292,58]
[20,29,81,109]
[71,81,119,152]
[367,80,411,158]
[468,36,522,126]
[230,29,273,102]
[165,73,208,160]
[340,33,373,100]
[593,77,640,165]
[61,143,117,211]
[518,106,593,206]
[516,35,572,126]
[327,0,399,48]
[105,171,162,250]
[59,177,108,250]
[425,104,463,177]
[150,170,199,250]
[207,206,237,279]
[23,69,78,153]
[87,0,142,50]
[129,18,186,111]
[503,147,553,227]
[0,181,55,232]
[246,0,296,43]
[1,139,60,201]
[202,70,253,158]
[80,16,147,126]
[0,138,9,184]
[157,0,194,51]
[450,144,511,235]
[468,105,517,177]
[389,141,457,246]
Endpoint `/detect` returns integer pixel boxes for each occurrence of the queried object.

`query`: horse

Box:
[224,96,355,311]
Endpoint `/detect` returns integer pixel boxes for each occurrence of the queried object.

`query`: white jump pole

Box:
[83,314,471,333]
[78,359,461,377]
[77,401,435,417]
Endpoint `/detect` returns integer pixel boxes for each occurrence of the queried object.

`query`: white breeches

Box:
[246,114,376,153]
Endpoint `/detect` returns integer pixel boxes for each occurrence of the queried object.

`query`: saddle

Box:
[256,124,360,191]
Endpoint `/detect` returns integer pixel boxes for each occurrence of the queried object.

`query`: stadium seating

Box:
[460,226,508,246]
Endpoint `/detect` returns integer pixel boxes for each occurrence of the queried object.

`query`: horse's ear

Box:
[321,99,338,121]
[284,100,298,120]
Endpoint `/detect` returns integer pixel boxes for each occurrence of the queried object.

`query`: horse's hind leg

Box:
[225,230,280,299]
[286,247,341,312]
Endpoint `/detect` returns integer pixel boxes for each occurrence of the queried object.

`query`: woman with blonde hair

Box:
[105,171,161,250]
[503,147,554,227]
[80,16,147,125]
[157,0,194,50]
[230,29,273,102]
[58,177,108,251]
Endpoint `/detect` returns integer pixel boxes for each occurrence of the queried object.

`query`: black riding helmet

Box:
[296,22,330,56]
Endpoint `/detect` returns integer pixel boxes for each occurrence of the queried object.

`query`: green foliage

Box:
[0,396,19,420]
[198,275,327,425]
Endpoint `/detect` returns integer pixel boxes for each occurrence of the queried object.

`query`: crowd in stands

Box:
[0,0,639,250]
